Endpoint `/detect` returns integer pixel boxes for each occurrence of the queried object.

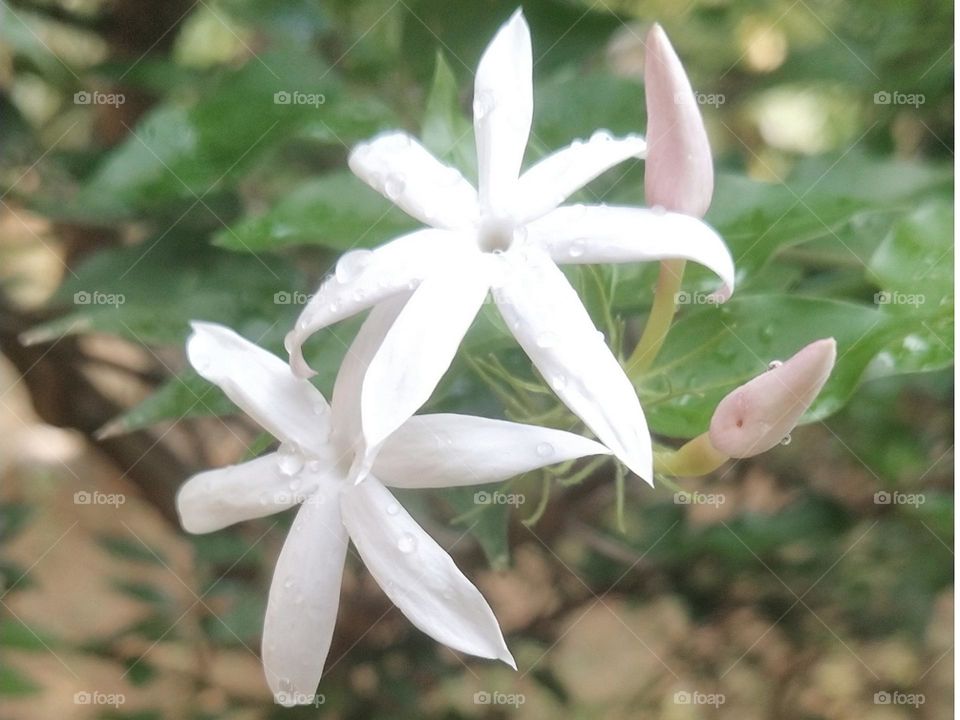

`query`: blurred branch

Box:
[0,299,193,524]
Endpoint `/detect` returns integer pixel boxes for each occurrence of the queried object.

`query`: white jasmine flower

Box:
[285,10,734,484]
[176,300,609,705]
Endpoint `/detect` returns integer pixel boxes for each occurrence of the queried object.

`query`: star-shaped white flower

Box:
[176,300,610,705]
[285,9,734,484]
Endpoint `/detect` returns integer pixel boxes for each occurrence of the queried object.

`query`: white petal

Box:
[329,295,408,456]
[176,453,335,533]
[493,249,654,483]
[340,476,514,666]
[474,9,533,215]
[359,256,492,456]
[373,414,610,488]
[286,229,469,378]
[527,204,735,298]
[263,485,348,706]
[187,322,331,452]
[349,132,479,229]
[513,133,647,223]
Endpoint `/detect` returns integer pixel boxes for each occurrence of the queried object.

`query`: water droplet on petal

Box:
[277,443,304,476]
[473,89,496,120]
[386,502,400,516]
[780,434,792,446]
[651,204,666,217]
[768,360,783,370]
[590,128,613,143]
[550,375,567,391]
[306,459,321,473]
[397,533,417,553]
[335,249,374,283]
[384,174,406,200]
[283,576,294,589]
[568,238,586,258]
[536,442,555,458]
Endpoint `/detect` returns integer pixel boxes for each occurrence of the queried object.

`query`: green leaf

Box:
[421,51,476,178]
[444,487,510,570]
[0,665,39,696]
[640,296,899,438]
[214,171,416,252]
[23,237,300,345]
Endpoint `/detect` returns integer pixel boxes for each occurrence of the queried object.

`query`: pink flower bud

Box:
[644,24,713,218]
[709,338,837,458]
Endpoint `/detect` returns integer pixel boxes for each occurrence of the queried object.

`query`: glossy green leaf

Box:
[214,171,416,252]
[639,296,899,438]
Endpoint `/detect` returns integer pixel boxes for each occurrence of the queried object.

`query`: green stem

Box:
[627,258,686,378]
[654,433,729,478]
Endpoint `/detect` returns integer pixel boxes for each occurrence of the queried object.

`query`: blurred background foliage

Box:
[0,0,953,718]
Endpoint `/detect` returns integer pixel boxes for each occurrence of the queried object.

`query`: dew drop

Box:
[277,443,304,476]
[568,238,586,258]
[386,502,400,516]
[306,460,321,473]
[283,576,294,589]
[536,442,555,458]
[384,175,406,200]
[397,533,417,553]
[473,89,496,120]
[780,434,792,446]
[335,249,374,283]
[651,204,667,217]
[550,375,567,391]
[590,128,613,143]
[768,359,783,369]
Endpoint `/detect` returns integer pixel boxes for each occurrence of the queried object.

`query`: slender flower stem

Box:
[627,258,686,377]
[654,433,729,478]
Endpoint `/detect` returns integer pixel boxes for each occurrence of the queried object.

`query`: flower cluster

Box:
[175,10,836,705]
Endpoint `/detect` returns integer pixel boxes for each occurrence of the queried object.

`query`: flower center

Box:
[477,216,517,253]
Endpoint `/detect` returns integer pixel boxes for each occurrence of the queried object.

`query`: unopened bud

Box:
[644,24,714,218]
[709,338,837,458]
